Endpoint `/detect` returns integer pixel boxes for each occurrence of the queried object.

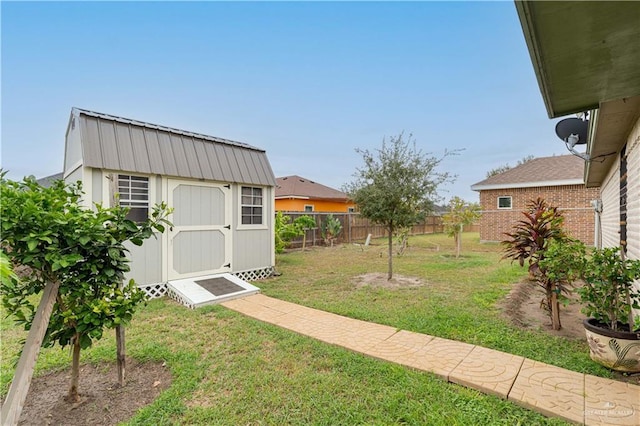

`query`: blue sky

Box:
[1,1,568,202]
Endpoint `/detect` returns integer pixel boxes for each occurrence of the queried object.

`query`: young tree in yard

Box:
[442,197,481,258]
[344,133,454,280]
[275,212,300,254]
[0,175,171,404]
[274,213,317,253]
[295,215,317,251]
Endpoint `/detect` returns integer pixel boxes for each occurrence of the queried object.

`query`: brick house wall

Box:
[478,184,600,245]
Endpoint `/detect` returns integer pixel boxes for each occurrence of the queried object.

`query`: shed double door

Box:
[167,179,232,280]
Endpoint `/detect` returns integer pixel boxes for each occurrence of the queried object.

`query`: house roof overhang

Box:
[515,1,640,187]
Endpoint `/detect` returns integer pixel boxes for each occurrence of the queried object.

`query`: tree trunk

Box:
[68,333,82,402]
[550,291,561,331]
[116,325,125,387]
[302,232,307,251]
[387,227,393,280]
[456,224,463,258]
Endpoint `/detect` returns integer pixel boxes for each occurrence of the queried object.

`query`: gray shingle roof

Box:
[471,155,585,191]
[275,175,349,200]
[36,172,64,188]
[73,108,276,186]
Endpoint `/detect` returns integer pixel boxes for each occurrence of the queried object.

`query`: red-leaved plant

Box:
[502,198,574,330]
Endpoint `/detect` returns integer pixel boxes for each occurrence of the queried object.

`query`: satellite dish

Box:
[555,117,589,145]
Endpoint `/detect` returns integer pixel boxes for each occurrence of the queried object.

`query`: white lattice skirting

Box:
[138,283,168,300]
[165,286,195,309]
[233,267,274,281]
[138,267,275,302]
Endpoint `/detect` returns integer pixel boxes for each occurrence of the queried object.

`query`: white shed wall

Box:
[232,184,275,272]
[64,116,83,173]
[124,234,162,285]
[64,166,83,187]
[83,172,275,286]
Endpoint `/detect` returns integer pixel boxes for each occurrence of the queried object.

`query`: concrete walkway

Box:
[221,294,640,426]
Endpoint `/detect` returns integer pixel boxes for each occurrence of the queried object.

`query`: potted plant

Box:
[578,247,640,372]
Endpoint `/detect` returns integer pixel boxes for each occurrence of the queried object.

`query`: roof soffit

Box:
[516,1,640,118]
[585,96,640,187]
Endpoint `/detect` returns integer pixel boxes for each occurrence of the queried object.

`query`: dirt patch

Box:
[354,272,424,289]
[16,358,171,426]
[499,278,586,340]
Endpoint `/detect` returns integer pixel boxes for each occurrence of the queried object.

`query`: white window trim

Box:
[304,204,314,212]
[497,196,512,210]
[238,185,268,230]
[102,171,155,217]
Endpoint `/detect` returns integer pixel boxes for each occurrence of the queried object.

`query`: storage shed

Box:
[63,108,276,302]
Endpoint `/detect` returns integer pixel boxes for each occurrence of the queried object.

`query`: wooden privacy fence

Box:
[279,212,452,249]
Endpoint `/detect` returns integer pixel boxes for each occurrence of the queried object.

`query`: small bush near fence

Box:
[278,212,474,249]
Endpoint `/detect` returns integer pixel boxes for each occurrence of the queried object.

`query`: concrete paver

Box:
[508,359,585,424]
[584,375,640,426]
[406,337,475,380]
[221,294,640,425]
[450,346,524,398]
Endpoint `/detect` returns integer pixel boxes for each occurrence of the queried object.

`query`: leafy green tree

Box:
[1,250,18,286]
[442,196,481,258]
[0,175,171,402]
[344,133,454,279]
[295,215,317,251]
[275,212,297,254]
[274,213,317,253]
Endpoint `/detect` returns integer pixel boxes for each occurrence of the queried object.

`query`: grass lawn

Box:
[1,233,603,425]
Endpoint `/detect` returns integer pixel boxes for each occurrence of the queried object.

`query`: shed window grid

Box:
[241,186,263,225]
[118,175,149,222]
[497,196,512,209]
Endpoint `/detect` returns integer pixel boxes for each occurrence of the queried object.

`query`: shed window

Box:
[348,207,355,213]
[118,175,149,222]
[497,196,512,209]
[241,186,263,225]
[304,205,314,212]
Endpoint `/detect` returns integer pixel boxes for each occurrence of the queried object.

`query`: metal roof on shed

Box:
[73,108,276,186]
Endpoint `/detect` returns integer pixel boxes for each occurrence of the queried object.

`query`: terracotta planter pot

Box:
[583,318,640,373]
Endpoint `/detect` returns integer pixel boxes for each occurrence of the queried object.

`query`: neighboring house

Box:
[471,155,600,244]
[275,175,355,213]
[515,2,640,259]
[36,172,64,188]
[63,108,277,290]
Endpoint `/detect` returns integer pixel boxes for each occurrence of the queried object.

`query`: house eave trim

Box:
[275,196,311,200]
[471,179,584,192]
